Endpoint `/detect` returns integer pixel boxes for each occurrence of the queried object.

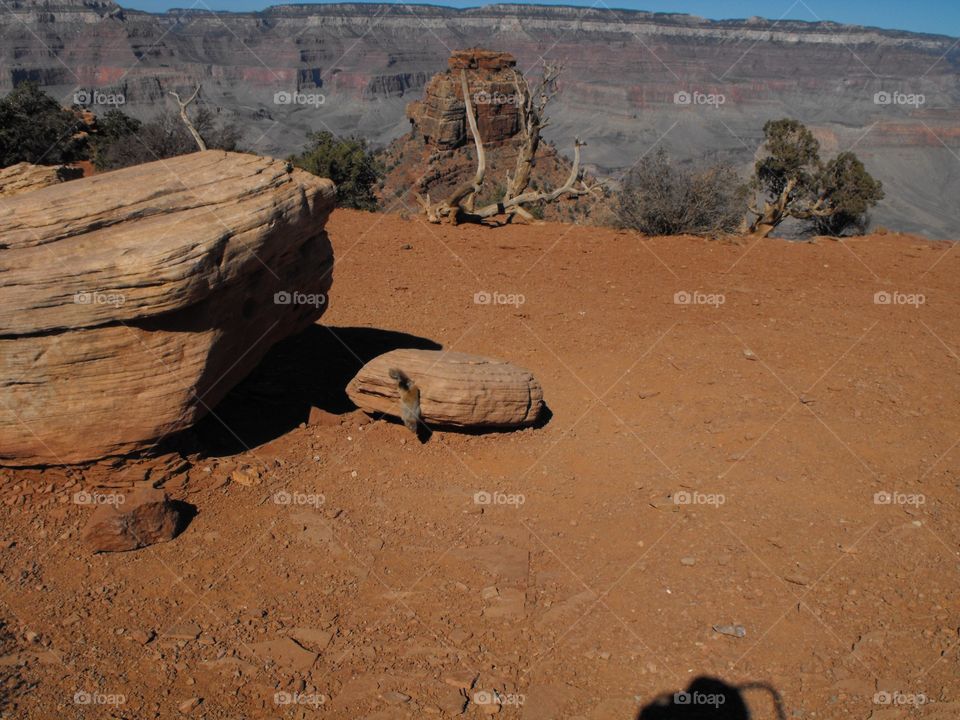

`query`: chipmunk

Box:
[388,368,424,435]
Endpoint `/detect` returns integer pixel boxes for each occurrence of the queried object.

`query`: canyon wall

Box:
[1,1,958,235]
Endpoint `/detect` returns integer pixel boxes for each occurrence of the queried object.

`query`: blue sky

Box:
[119,0,960,37]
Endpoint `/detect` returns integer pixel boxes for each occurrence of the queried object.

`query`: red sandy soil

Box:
[1,211,959,719]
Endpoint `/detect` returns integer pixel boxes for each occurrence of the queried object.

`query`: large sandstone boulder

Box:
[0,150,335,466]
[346,349,543,429]
[405,49,521,150]
[0,162,83,197]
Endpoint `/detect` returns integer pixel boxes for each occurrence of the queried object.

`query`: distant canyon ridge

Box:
[2,0,959,236]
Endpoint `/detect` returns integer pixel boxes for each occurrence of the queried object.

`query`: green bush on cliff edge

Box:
[290,131,383,212]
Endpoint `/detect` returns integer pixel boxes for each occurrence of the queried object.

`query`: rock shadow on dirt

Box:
[169,325,441,457]
[637,676,786,719]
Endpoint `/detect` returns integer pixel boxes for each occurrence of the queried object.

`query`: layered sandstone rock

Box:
[0,163,83,198]
[0,150,336,466]
[346,349,543,429]
[405,48,521,150]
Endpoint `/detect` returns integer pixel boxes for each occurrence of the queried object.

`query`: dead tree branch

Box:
[168,84,207,152]
[470,138,601,220]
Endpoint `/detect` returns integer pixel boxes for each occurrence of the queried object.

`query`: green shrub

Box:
[0,82,87,166]
[291,131,383,211]
[805,151,884,236]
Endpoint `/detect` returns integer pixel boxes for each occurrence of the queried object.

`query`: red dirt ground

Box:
[1,210,958,719]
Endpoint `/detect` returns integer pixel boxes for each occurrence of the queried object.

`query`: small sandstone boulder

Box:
[346,349,543,428]
[81,486,187,553]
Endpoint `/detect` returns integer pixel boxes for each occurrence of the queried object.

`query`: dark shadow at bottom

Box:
[638,676,786,720]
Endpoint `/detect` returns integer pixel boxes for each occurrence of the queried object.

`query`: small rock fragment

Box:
[164,623,201,641]
[247,638,318,672]
[438,686,469,715]
[443,670,479,689]
[288,627,334,652]
[178,697,202,714]
[81,487,188,553]
[129,629,155,645]
[229,467,260,487]
[382,690,411,704]
[308,407,340,427]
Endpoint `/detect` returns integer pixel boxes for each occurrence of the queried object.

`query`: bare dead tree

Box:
[168,84,207,152]
[415,64,602,225]
[501,62,560,207]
